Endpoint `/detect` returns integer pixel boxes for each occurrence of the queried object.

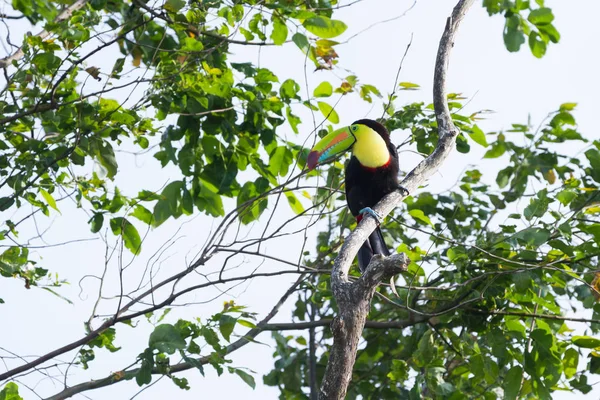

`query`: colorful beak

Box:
[307,126,355,170]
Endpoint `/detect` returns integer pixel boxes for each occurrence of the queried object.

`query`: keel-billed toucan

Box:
[307,119,407,272]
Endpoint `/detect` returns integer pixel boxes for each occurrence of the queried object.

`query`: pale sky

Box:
[1,0,600,398]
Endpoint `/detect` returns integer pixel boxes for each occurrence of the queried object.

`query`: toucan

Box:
[307,119,406,272]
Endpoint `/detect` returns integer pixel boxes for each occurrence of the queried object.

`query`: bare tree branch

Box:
[318,1,475,399]
[44,275,307,400]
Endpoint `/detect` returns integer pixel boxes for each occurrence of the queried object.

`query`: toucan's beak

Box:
[307,126,354,170]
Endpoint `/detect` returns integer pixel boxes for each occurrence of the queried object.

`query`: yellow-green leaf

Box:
[467,125,488,147]
[285,192,304,215]
[313,81,332,97]
[409,209,433,227]
[317,101,339,123]
[40,189,59,211]
[302,16,347,39]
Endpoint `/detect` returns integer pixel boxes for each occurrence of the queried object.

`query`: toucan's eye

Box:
[351,126,357,132]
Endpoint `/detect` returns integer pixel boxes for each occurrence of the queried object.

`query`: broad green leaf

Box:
[514,227,550,247]
[0,382,23,400]
[94,141,118,179]
[563,348,579,379]
[504,15,525,52]
[484,141,506,158]
[88,213,104,233]
[149,324,186,354]
[317,101,339,123]
[291,32,309,53]
[31,53,61,73]
[303,16,347,39]
[219,315,236,342]
[528,7,554,25]
[504,366,523,400]
[572,336,600,349]
[285,192,304,215]
[529,32,547,58]
[110,217,142,255]
[313,81,333,97]
[467,125,488,147]
[409,209,433,227]
[136,349,153,386]
[556,189,577,206]
[39,189,58,211]
[164,0,185,13]
[130,205,153,225]
[234,369,256,389]
[271,16,288,45]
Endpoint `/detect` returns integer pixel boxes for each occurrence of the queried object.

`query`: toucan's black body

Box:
[344,119,400,272]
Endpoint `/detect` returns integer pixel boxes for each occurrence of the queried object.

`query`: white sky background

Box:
[1,0,600,398]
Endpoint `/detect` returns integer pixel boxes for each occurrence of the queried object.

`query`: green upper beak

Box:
[307,126,355,170]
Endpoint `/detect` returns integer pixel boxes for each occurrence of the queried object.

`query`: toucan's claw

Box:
[398,185,409,197]
[359,207,383,225]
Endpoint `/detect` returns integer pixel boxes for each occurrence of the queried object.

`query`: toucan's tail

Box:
[357,227,390,272]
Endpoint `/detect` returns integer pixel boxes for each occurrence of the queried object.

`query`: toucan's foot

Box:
[359,207,383,225]
[398,185,409,197]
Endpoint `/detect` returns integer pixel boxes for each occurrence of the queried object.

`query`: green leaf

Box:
[94,141,118,179]
[163,0,185,13]
[398,82,420,90]
[88,213,104,233]
[560,103,577,111]
[504,15,525,52]
[556,189,577,206]
[524,189,550,221]
[271,16,288,45]
[514,227,550,247]
[110,218,142,255]
[317,101,339,123]
[467,125,488,147]
[268,146,293,177]
[149,324,186,354]
[31,53,61,74]
[285,192,304,215]
[528,7,554,25]
[130,205,154,225]
[219,315,236,342]
[234,369,256,389]
[136,349,153,386]
[505,319,526,339]
[0,197,14,211]
[303,16,347,39]
[0,382,23,400]
[484,141,506,158]
[237,179,268,224]
[313,81,333,97]
[572,336,600,349]
[409,209,433,227]
[563,348,579,379]
[171,376,190,390]
[39,189,58,211]
[291,32,309,53]
[153,181,184,227]
[503,366,523,400]
[529,32,547,58]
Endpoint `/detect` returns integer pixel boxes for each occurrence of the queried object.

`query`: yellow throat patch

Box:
[352,125,390,168]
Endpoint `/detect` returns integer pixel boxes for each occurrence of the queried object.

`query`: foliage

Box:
[1,0,597,399]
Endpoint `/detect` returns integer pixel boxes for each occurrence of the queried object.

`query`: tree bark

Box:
[318,1,475,399]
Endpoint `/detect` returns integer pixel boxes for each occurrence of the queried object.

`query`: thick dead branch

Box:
[319,1,475,399]
[0,0,88,69]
